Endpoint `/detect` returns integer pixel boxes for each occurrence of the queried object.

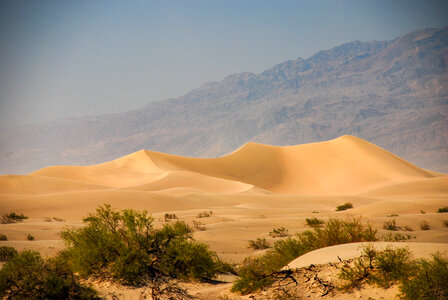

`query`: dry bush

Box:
[335,202,353,211]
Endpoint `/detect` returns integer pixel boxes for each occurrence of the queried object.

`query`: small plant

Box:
[192,220,206,231]
[269,227,290,238]
[403,226,414,232]
[420,220,431,230]
[383,219,400,231]
[52,217,65,221]
[312,211,319,214]
[420,210,426,214]
[197,210,213,218]
[387,214,399,217]
[437,206,448,213]
[248,238,270,250]
[0,233,7,241]
[27,233,35,241]
[43,217,52,222]
[305,217,325,227]
[1,212,28,224]
[164,213,178,221]
[382,233,414,242]
[336,202,353,211]
[443,220,448,228]
[0,246,18,262]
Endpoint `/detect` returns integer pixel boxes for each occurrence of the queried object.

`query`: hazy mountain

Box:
[1,26,447,174]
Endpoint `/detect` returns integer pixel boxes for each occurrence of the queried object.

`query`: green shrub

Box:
[1,212,28,224]
[339,246,414,290]
[0,250,99,299]
[305,217,324,227]
[0,246,18,262]
[336,202,353,211]
[193,220,206,231]
[399,253,448,300]
[383,219,400,231]
[437,206,448,213]
[164,213,177,221]
[248,238,270,250]
[233,217,378,294]
[27,233,35,241]
[0,233,7,241]
[197,210,213,218]
[420,220,431,230]
[269,227,289,238]
[382,232,414,242]
[61,204,222,285]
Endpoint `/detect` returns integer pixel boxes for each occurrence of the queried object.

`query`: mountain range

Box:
[1,26,447,174]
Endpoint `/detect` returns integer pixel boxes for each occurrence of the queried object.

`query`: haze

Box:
[1,0,447,127]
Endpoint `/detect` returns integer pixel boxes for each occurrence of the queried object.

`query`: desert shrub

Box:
[420,210,426,214]
[437,206,448,213]
[0,233,7,241]
[164,213,177,221]
[0,250,99,299]
[233,217,378,294]
[420,220,431,230]
[382,232,414,242]
[443,220,448,228]
[269,227,289,238]
[193,220,206,231]
[27,233,35,241]
[248,238,270,250]
[197,210,213,218]
[1,212,28,224]
[0,246,17,262]
[312,210,319,213]
[403,226,413,232]
[305,217,324,227]
[399,253,448,300]
[387,214,399,217]
[336,202,353,211]
[43,217,52,222]
[383,219,400,231]
[53,217,65,221]
[61,205,222,285]
[339,246,415,290]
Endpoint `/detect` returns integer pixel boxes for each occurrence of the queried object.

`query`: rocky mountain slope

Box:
[1,26,447,174]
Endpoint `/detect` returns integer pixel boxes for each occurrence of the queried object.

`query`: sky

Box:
[0,0,447,127]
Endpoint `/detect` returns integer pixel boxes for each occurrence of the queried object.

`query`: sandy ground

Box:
[0,135,447,299]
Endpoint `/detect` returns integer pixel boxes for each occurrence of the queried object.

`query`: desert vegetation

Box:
[305,217,324,227]
[232,217,377,294]
[335,202,353,211]
[339,245,448,299]
[269,227,289,238]
[0,234,7,241]
[164,213,177,221]
[1,212,28,224]
[437,206,448,213]
[420,220,431,230]
[0,246,18,262]
[248,238,270,250]
[197,210,213,218]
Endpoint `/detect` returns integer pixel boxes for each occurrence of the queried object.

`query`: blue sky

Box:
[0,0,447,126]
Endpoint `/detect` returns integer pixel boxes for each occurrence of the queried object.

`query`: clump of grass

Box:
[312,211,319,214]
[27,233,35,241]
[197,210,213,218]
[164,213,177,221]
[382,232,415,242]
[383,219,400,231]
[248,238,270,250]
[43,217,52,222]
[336,202,353,211]
[192,220,206,231]
[0,233,7,241]
[443,220,448,228]
[387,214,399,217]
[437,206,448,213]
[420,220,431,230]
[305,217,325,227]
[232,217,378,294]
[269,227,290,238]
[1,212,28,224]
[0,246,18,262]
[52,217,65,222]
[420,210,426,214]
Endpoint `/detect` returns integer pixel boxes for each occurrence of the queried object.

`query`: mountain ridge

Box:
[1,26,447,174]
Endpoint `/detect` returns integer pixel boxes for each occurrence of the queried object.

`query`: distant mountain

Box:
[1,26,447,174]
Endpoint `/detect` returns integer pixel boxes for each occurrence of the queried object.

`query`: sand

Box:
[0,135,447,299]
